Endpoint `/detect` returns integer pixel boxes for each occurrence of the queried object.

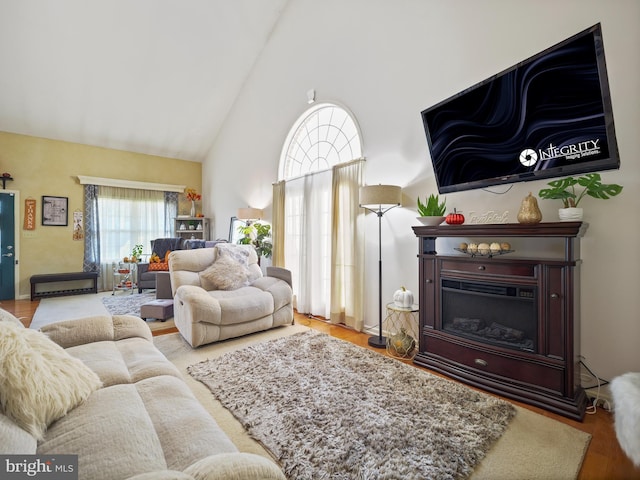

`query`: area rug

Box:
[188,330,516,479]
[101,291,156,316]
[154,328,591,479]
[30,293,110,329]
[102,291,175,331]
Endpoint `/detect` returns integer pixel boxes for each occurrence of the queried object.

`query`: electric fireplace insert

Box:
[441,279,537,352]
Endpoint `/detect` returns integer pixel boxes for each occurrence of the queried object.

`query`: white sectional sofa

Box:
[0,310,284,480]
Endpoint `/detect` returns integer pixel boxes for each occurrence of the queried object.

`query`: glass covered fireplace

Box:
[441,279,537,352]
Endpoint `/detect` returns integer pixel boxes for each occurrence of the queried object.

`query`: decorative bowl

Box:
[416,216,446,226]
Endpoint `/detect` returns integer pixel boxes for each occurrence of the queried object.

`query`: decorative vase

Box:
[190,201,196,217]
[558,207,583,221]
[517,192,542,224]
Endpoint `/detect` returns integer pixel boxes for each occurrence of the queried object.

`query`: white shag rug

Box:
[155,328,592,480]
[188,330,517,480]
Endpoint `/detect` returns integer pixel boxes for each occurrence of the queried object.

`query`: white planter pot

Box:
[558,207,583,221]
[416,216,446,226]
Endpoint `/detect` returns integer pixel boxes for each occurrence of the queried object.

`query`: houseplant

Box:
[237,222,272,259]
[538,173,623,221]
[123,244,143,263]
[417,194,446,225]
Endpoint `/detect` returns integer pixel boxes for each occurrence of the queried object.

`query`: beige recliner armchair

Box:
[168,243,293,347]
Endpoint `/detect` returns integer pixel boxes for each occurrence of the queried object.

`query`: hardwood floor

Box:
[3,299,637,479]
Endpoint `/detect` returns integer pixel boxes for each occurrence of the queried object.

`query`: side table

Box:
[112,262,137,295]
[384,302,419,359]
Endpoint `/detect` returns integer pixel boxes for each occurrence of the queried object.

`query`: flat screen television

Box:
[421,23,620,194]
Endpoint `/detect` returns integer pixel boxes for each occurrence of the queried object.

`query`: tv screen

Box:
[421,23,620,194]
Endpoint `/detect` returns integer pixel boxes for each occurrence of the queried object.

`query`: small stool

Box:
[140,299,174,321]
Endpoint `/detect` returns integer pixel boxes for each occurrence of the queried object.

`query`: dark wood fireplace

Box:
[412,222,588,420]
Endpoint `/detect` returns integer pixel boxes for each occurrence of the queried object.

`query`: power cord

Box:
[481,184,514,195]
[579,355,612,414]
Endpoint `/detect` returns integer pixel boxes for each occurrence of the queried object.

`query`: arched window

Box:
[280,103,362,180]
[278,103,363,326]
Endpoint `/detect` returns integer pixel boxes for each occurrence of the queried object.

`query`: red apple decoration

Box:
[445,208,465,225]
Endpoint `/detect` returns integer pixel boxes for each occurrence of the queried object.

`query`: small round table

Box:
[384,302,419,359]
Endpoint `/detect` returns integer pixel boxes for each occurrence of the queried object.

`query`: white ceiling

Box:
[0,0,289,162]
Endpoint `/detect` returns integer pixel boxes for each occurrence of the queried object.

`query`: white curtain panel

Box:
[284,170,332,319]
[271,180,286,267]
[330,159,364,331]
[96,186,165,291]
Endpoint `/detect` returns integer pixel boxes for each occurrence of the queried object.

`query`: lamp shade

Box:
[237,207,263,220]
[359,185,402,208]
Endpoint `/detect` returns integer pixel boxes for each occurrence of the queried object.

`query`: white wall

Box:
[203,0,640,381]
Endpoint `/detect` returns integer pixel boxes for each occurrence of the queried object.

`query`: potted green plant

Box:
[538,173,623,221]
[416,194,446,225]
[237,222,272,261]
[130,244,143,263]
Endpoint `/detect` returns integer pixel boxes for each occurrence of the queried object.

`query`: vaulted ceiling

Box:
[0,0,289,162]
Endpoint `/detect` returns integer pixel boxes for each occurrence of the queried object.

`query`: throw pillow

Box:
[199,255,250,291]
[0,323,102,440]
[148,262,169,271]
[216,243,250,265]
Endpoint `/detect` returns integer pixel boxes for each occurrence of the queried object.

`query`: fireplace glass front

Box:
[441,279,537,352]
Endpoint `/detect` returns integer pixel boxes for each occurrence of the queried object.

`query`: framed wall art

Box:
[42,196,68,226]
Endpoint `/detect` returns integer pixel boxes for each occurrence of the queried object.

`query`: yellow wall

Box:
[0,131,202,298]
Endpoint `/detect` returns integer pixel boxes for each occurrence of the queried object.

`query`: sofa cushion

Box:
[38,375,238,480]
[184,453,286,480]
[40,314,152,348]
[0,322,102,440]
[209,287,274,325]
[170,248,218,290]
[0,413,37,454]
[199,255,250,291]
[38,383,168,479]
[252,276,294,312]
[127,472,195,480]
[65,337,182,387]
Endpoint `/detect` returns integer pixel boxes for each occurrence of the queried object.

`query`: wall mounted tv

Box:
[421,23,620,194]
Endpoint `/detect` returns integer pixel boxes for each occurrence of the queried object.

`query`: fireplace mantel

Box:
[412,221,588,261]
[412,220,587,237]
[413,221,588,420]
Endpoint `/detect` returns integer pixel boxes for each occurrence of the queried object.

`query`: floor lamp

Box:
[359,184,402,348]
